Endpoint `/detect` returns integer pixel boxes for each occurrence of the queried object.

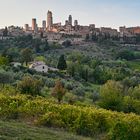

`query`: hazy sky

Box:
[0,0,140,29]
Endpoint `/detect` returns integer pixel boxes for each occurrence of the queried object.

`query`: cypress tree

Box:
[57,55,67,70]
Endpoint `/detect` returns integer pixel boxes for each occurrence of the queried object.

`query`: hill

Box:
[0,93,140,140]
[0,120,93,140]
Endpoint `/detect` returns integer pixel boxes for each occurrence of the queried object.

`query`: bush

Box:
[65,82,74,91]
[0,70,14,86]
[0,93,140,138]
[108,116,140,140]
[45,78,55,88]
[123,96,140,114]
[17,76,43,96]
[37,112,64,128]
[98,80,124,111]
[116,50,135,60]
[73,86,85,96]
[131,85,140,100]
[51,80,66,103]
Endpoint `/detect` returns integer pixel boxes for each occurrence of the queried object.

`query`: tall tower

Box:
[74,20,78,26]
[65,20,69,26]
[47,10,53,31]
[68,15,72,26]
[24,24,29,31]
[42,20,46,31]
[32,18,37,31]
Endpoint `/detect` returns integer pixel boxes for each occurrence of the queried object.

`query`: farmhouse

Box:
[29,61,58,73]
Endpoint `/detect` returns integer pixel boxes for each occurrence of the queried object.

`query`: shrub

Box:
[0,70,14,86]
[0,94,140,138]
[37,112,64,128]
[108,116,140,140]
[51,80,66,103]
[72,86,85,97]
[65,82,74,91]
[116,50,135,61]
[45,78,55,88]
[17,76,43,96]
[98,80,124,111]
[131,85,140,100]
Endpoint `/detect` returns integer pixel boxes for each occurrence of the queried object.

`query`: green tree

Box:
[17,76,42,96]
[129,85,140,100]
[67,62,76,77]
[99,80,124,111]
[0,56,9,66]
[93,66,111,84]
[21,48,33,66]
[116,50,135,60]
[123,96,139,114]
[35,56,46,62]
[2,48,20,62]
[51,80,66,103]
[0,70,13,87]
[57,55,67,70]
[79,65,89,82]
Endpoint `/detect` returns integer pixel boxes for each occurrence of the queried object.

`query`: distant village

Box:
[0,10,140,45]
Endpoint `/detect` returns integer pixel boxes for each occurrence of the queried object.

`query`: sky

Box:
[0,0,140,29]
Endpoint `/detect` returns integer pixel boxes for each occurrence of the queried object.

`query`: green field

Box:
[0,120,93,140]
[126,60,140,71]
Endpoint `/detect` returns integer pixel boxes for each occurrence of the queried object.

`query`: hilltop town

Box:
[1,10,140,45]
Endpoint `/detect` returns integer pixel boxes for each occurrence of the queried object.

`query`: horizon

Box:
[0,0,140,29]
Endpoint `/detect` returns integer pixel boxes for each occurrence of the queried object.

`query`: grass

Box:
[0,120,93,140]
[126,60,140,71]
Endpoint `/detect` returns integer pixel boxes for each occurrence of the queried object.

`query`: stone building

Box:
[32,18,37,32]
[47,10,53,31]
[42,20,46,31]
[68,15,72,26]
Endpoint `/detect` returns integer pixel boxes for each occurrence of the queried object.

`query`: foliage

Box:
[123,96,140,114]
[51,80,66,103]
[99,80,124,111]
[17,76,43,96]
[93,66,112,84]
[35,56,46,62]
[21,48,33,65]
[129,85,140,100]
[0,93,140,138]
[0,56,9,66]
[57,55,67,70]
[116,50,135,60]
[0,70,13,86]
[73,85,85,97]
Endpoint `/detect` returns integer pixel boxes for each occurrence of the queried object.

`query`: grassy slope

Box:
[0,120,93,140]
[126,61,140,71]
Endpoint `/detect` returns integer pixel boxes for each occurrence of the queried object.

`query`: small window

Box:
[42,66,45,69]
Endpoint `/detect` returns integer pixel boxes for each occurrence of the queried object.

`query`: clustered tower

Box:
[42,20,46,31]
[32,18,37,32]
[30,10,78,32]
[74,20,78,26]
[68,15,72,26]
[47,10,53,31]
[24,24,29,31]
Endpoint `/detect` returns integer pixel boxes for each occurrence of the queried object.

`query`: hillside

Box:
[0,120,93,140]
[0,36,140,139]
[0,93,140,140]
